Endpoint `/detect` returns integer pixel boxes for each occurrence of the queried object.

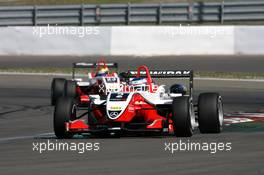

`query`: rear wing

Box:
[121,69,194,97]
[73,62,118,68]
[72,62,118,79]
[128,70,193,78]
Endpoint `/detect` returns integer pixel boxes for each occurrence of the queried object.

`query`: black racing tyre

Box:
[51,78,66,106]
[64,80,77,98]
[198,93,223,133]
[171,96,194,137]
[54,97,76,139]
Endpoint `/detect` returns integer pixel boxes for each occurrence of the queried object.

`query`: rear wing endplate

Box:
[73,62,118,68]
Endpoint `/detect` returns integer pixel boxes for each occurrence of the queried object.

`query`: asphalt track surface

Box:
[0,55,264,175]
[0,73,263,175]
[0,55,264,72]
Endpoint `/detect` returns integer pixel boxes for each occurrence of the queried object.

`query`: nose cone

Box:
[106,93,131,120]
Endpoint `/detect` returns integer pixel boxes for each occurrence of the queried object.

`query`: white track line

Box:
[0,72,71,76]
[0,132,54,143]
[0,71,264,82]
[196,77,264,82]
[0,135,35,142]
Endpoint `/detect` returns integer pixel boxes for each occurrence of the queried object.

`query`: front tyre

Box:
[171,97,194,137]
[54,97,76,139]
[198,93,223,133]
[64,80,77,98]
[51,78,66,106]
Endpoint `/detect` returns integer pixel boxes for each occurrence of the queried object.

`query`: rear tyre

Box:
[198,93,223,133]
[64,80,77,98]
[51,78,66,106]
[54,97,76,139]
[171,96,194,137]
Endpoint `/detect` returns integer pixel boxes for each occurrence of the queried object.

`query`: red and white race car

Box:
[53,65,223,138]
[51,59,119,106]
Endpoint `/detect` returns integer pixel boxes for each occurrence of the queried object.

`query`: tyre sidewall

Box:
[54,97,76,139]
[65,80,77,98]
[51,78,66,105]
[198,93,223,133]
[171,96,193,137]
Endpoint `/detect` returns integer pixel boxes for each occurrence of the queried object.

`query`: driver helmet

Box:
[130,77,148,91]
[130,77,147,85]
[96,67,109,77]
[170,84,187,95]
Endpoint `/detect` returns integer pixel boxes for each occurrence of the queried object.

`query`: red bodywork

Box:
[66,65,174,134]
[75,59,118,105]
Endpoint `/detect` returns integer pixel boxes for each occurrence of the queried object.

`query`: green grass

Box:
[1,67,264,80]
[0,0,237,5]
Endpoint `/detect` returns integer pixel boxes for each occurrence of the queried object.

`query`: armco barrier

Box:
[0,26,263,56]
[0,1,264,26]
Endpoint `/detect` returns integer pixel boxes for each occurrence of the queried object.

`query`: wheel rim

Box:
[218,96,224,127]
[71,104,77,120]
[189,100,195,131]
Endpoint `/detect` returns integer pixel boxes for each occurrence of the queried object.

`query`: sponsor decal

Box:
[129,70,191,76]
[110,93,129,101]
[74,62,116,68]
[109,112,119,118]
[75,63,93,66]
[128,105,135,112]
[105,77,118,83]
[110,106,122,110]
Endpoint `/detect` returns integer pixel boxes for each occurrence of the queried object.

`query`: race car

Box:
[50,59,119,106]
[53,65,223,138]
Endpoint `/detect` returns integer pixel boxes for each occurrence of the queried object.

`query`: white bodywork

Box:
[90,83,185,120]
